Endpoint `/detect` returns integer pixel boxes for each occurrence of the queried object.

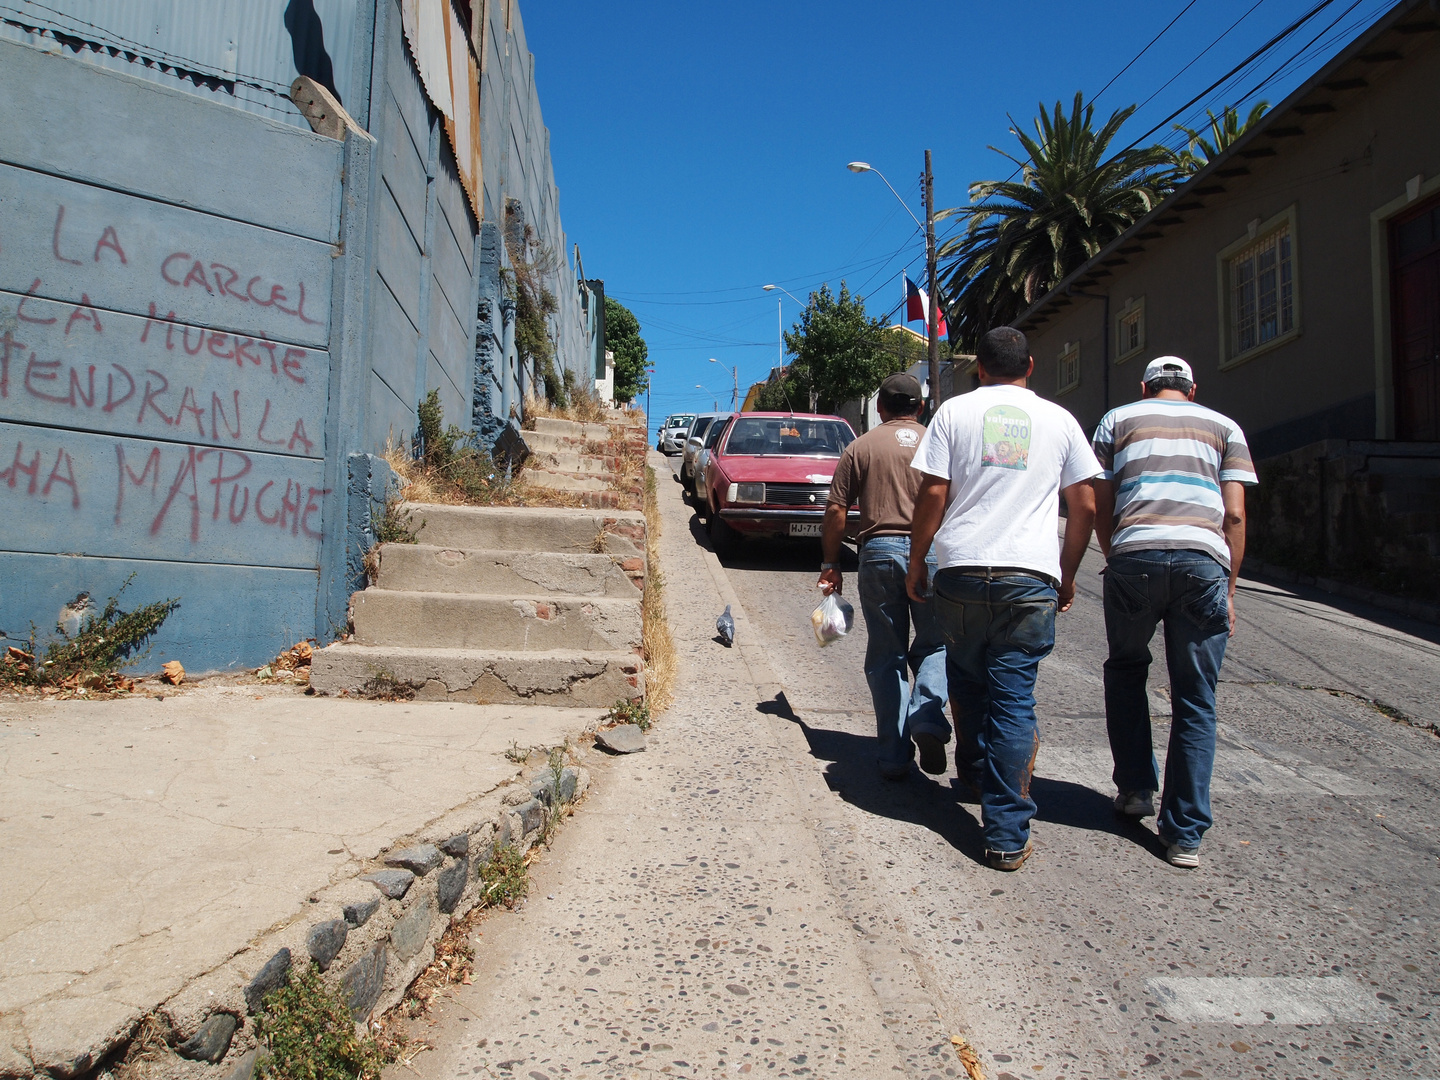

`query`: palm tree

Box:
[1172,101,1269,176]
[937,93,1176,347]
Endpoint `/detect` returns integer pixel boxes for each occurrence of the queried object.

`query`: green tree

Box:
[605,296,649,404]
[755,283,902,413]
[1172,101,1269,177]
[937,92,1176,348]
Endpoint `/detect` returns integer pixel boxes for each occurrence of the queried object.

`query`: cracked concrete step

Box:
[351,589,642,651]
[523,429,593,454]
[310,643,643,704]
[521,469,612,493]
[531,416,611,441]
[373,544,642,597]
[399,503,644,555]
[533,450,609,475]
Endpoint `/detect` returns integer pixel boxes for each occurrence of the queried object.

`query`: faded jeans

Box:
[931,570,1057,853]
[856,536,950,773]
[1103,549,1230,850]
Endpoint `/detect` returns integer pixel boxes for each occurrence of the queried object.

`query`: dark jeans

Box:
[1102,550,1230,850]
[931,569,1057,853]
[856,537,949,772]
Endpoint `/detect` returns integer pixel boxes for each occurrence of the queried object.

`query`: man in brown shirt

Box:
[819,373,949,780]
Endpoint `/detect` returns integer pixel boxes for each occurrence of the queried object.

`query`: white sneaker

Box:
[1113,790,1155,818]
[1166,844,1200,869]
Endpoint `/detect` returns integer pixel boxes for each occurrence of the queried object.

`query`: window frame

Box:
[1057,340,1080,396]
[1215,204,1301,369]
[1114,296,1146,364]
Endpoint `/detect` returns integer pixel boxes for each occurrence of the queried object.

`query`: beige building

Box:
[1013,1,1440,600]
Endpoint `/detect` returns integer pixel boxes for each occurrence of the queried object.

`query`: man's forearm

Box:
[820,504,847,564]
[1058,481,1096,585]
[1222,481,1247,593]
[1093,478,1116,557]
[908,477,948,569]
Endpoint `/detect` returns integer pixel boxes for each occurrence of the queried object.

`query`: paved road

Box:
[664,459,1440,1080]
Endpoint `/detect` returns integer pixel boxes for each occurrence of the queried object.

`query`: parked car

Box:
[657,413,695,454]
[701,412,859,554]
[679,412,732,493]
[686,413,735,500]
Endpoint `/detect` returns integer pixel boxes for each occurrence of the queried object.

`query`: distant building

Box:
[1013,0,1440,597]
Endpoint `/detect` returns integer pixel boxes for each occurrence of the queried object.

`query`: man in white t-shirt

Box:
[907,327,1102,871]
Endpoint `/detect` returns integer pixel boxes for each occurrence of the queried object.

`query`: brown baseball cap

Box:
[879,372,923,406]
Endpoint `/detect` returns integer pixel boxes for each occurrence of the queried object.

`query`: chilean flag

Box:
[904,273,947,337]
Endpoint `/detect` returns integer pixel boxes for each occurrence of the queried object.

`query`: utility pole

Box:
[924,149,940,420]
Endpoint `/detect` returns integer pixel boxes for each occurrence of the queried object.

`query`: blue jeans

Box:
[931,570,1057,853]
[1102,550,1230,850]
[856,537,950,773]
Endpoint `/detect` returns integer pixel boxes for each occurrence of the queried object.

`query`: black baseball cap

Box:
[879,372,923,407]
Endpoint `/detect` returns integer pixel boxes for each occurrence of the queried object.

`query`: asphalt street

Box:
[666,457,1439,1080]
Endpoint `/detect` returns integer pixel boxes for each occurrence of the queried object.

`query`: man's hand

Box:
[1227,587,1237,636]
[1058,577,1076,612]
[818,568,842,595]
[906,558,929,603]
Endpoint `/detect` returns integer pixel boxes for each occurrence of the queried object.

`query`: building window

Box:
[1217,206,1300,366]
[1057,341,1080,395]
[1115,297,1145,363]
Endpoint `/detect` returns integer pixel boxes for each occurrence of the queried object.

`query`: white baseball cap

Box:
[1143,356,1193,384]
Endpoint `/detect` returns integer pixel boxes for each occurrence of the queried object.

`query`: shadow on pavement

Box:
[760,690,1163,865]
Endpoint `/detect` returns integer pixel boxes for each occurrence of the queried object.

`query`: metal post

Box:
[924,148,940,418]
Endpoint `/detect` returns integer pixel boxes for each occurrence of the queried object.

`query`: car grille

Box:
[763,483,831,506]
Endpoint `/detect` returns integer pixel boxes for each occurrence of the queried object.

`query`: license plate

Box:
[788,522,822,537]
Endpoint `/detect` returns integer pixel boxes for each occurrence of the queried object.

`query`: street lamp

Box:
[848,154,941,417]
[761,284,805,374]
[709,357,739,411]
[695,384,717,411]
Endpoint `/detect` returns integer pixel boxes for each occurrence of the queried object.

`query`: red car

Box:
[702,412,860,554]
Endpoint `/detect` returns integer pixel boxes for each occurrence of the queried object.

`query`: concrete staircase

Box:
[520,416,643,504]
[312,416,650,705]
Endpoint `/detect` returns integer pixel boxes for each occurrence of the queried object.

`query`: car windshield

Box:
[722,417,853,457]
[669,416,693,428]
[688,416,715,441]
[704,418,731,449]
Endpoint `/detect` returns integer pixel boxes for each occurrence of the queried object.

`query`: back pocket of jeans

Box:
[1181,574,1229,635]
[1004,599,1056,651]
[1103,570,1149,618]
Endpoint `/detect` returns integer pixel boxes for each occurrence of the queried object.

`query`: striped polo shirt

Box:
[1091,399,1258,569]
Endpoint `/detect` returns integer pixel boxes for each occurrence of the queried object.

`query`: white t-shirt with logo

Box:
[911,385,1103,582]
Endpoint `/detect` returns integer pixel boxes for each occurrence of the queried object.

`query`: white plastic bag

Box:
[811,590,855,647]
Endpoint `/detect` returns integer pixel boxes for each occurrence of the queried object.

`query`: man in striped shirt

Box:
[1092,356,1257,869]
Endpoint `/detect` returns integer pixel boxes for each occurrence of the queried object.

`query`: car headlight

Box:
[727,482,765,504]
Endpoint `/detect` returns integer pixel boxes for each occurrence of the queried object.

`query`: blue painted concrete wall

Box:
[0,0,599,673]
[0,33,346,672]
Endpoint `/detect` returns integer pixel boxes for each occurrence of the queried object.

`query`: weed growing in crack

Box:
[256,964,394,1080]
[605,698,651,731]
[477,844,528,909]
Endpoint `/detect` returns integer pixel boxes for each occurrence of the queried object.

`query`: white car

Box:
[657,414,695,454]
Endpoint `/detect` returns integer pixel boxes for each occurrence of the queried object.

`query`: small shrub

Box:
[606,698,651,731]
[372,497,421,545]
[1,575,179,691]
[359,670,414,701]
[477,844,528,909]
[256,964,393,1080]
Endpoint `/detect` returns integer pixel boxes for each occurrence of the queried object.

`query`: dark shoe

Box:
[986,840,1033,871]
[1113,790,1155,819]
[879,764,910,782]
[914,732,948,775]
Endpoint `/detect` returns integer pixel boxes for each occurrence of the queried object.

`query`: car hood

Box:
[712,456,839,484]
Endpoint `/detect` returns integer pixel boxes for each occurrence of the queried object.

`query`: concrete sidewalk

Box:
[0,681,603,1077]
[395,453,966,1079]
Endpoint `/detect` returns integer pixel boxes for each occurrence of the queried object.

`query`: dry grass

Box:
[382,440,595,510]
[641,465,676,713]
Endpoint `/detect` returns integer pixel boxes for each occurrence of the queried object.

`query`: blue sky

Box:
[521,0,1396,421]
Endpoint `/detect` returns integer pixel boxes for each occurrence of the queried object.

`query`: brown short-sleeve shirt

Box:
[827,418,927,543]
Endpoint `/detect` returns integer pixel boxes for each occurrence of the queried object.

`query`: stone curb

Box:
[1243,557,1440,625]
[56,761,592,1079]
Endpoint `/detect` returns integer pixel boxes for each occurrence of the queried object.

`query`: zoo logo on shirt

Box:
[981,405,1031,470]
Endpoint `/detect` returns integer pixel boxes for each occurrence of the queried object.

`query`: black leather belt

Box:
[948,566,1059,590]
